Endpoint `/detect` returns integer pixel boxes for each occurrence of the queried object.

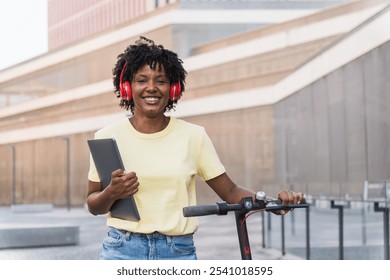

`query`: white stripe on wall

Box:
[0,112,127,145]
[0,80,112,119]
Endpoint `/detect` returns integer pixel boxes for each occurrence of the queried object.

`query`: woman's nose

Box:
[146,80,157,91]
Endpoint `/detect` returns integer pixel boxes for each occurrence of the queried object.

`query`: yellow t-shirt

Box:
[88,117,225,235]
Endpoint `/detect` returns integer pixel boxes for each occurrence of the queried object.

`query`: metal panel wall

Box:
[275,41,390,197]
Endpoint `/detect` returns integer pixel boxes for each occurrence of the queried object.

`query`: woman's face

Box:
[131,63,170,117]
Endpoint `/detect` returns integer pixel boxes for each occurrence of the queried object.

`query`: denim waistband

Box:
[114,228,193,240]
[130,231,168,239]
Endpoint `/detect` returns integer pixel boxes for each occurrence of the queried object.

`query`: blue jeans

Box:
[100,227,197,260]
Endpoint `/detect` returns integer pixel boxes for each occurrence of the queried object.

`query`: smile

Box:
[143,97,160,101]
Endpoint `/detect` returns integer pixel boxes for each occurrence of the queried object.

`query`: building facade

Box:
[48,0,176,50]
[0,0,389,206]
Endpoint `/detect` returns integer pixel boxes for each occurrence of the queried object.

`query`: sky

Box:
[0,0,48,70]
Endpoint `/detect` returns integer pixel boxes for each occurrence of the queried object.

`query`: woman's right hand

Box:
[108,169,139,200]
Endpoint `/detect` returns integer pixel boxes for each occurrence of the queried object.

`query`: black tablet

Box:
[87,138,140,222]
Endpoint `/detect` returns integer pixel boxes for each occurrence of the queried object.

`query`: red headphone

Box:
[119,62,181,102]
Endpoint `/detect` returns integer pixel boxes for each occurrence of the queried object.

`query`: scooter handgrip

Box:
[299,197,307,204]
[183,204,220,217]
[270,197,307,205]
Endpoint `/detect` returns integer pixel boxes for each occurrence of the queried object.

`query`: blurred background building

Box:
[0,0,389,207]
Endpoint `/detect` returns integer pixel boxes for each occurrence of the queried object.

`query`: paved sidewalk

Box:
[0,205,387,260]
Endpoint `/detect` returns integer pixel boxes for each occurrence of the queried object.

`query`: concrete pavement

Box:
[0,204,387,260]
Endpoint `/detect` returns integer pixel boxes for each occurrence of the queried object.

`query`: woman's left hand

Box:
[274,190,304,215]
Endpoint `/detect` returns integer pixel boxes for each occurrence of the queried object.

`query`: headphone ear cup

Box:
[169,83,181,101]
[119,62,132,101]
[121,81,132,101]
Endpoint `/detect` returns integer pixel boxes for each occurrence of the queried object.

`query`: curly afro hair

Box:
[112,36,187,114]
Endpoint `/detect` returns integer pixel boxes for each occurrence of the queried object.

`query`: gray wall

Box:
[275,41,390,197]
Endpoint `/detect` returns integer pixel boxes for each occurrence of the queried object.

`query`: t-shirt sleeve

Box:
[197,129,226,181]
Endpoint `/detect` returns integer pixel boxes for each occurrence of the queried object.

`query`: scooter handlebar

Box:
[183,204,220,217]
[183,197,308,217]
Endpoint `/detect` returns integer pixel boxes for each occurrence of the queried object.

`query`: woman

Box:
[87,36,303,260]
